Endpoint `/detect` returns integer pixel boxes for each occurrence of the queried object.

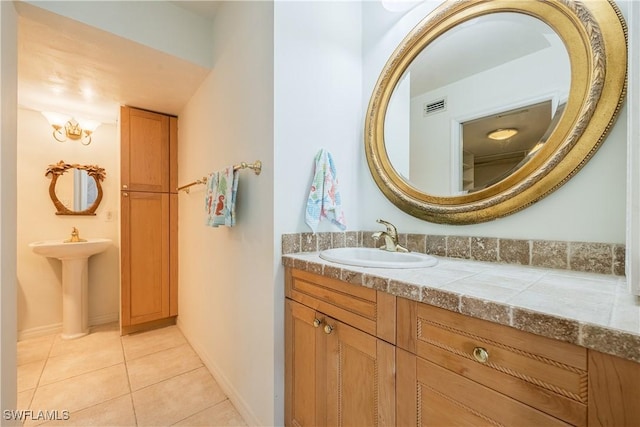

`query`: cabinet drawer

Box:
[417,356,571,427]
[286,268,379,337]
[410,302,587,426]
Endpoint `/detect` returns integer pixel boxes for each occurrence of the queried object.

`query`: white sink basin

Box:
[319,247,437,269]
[29,238,112,260]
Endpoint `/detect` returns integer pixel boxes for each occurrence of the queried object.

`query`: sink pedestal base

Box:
[61,257,90,340]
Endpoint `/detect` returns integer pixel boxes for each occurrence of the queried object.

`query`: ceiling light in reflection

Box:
[487,128,518,141]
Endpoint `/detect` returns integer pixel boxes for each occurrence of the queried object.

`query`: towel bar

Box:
[177,160,262,193]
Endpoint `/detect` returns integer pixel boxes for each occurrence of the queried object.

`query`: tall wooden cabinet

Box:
[120,106,178,329]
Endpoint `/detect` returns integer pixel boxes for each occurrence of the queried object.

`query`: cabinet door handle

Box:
[313,318,322,328]
[123,193,129,197]
[323,324,334,335]
[122,184,128,189]
[473,347,489,363]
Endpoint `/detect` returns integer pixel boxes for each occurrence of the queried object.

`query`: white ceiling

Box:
[16,1,216,124]
[409,12,559,95]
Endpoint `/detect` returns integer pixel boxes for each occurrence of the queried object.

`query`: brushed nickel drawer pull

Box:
[122,193,129,197]
[313,318,322,328]
[323,324,334,335]
[473,347,489,363]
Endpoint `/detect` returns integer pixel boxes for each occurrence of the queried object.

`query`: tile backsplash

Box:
[281,231,625,276]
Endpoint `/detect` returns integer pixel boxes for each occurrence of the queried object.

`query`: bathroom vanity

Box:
[283,254,640,427]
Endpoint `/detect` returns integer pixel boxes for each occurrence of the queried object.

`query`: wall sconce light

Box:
[487,128,518,141]
[42,112,101,146]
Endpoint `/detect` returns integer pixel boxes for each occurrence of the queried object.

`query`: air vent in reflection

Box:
[423,98,446,116]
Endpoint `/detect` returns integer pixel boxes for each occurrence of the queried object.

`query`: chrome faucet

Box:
[372,219,408,252]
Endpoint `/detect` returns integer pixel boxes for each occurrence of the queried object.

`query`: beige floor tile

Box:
[17,388,35,411]
[173,399,247,426]
[18,325,235,427]
[122,326,187,361]
[29,364,130,418]
[127,344,203,391]
[39,341,124,386]
[18,360,45,393]
[132,367,227,426]
[18,335,55,366]
[48,325,122,358]
[41,395,137,427]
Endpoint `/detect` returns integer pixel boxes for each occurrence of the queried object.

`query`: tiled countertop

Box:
[283,252,640,364]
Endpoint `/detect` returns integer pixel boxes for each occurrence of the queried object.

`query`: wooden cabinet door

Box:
[121,191,170,326]
[397,349,570,427]
[285,299,324,427]
[285,300,395,427]
[589,350,640,426]
[325,317,395,427]
[169,193,178,317]
[121,106,170,193]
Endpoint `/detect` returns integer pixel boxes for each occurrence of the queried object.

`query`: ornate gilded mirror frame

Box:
[45,160,106,215]
[365,0,627,224]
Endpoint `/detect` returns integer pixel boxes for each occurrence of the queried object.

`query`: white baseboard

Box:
[89,312,119,326]
[18,312,120,341]
[176,318,261,426]
[17,323,62,341]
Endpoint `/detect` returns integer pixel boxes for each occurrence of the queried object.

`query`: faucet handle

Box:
[376,219,398,237]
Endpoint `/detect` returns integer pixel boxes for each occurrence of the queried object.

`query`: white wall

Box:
[176,2,274,425]
[178,2,363,425]
[274,1,363,235]
[16,109,120,339]
[360,1,628,243]
[0,0,18,416]
[625,0,640,293]
[273,3,362,425]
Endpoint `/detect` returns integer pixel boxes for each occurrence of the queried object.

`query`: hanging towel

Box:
[305,149,347,233]
[204,166,239,227]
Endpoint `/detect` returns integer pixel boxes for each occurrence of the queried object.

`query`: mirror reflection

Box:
[384,12,570,196]
[54,169,99,211]
[45,161,105,215]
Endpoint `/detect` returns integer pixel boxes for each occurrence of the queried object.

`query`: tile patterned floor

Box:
[16,324,247,426]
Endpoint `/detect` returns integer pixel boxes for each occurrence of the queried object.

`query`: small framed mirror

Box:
[45,160,106,215]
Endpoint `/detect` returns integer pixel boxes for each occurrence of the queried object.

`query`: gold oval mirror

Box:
[365,0,627,224]
[45,161,106,215]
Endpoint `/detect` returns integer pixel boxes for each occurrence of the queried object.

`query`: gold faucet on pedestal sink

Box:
[64,227,87,243]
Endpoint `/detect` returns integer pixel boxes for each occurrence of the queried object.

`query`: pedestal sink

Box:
[29,238,112,339]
